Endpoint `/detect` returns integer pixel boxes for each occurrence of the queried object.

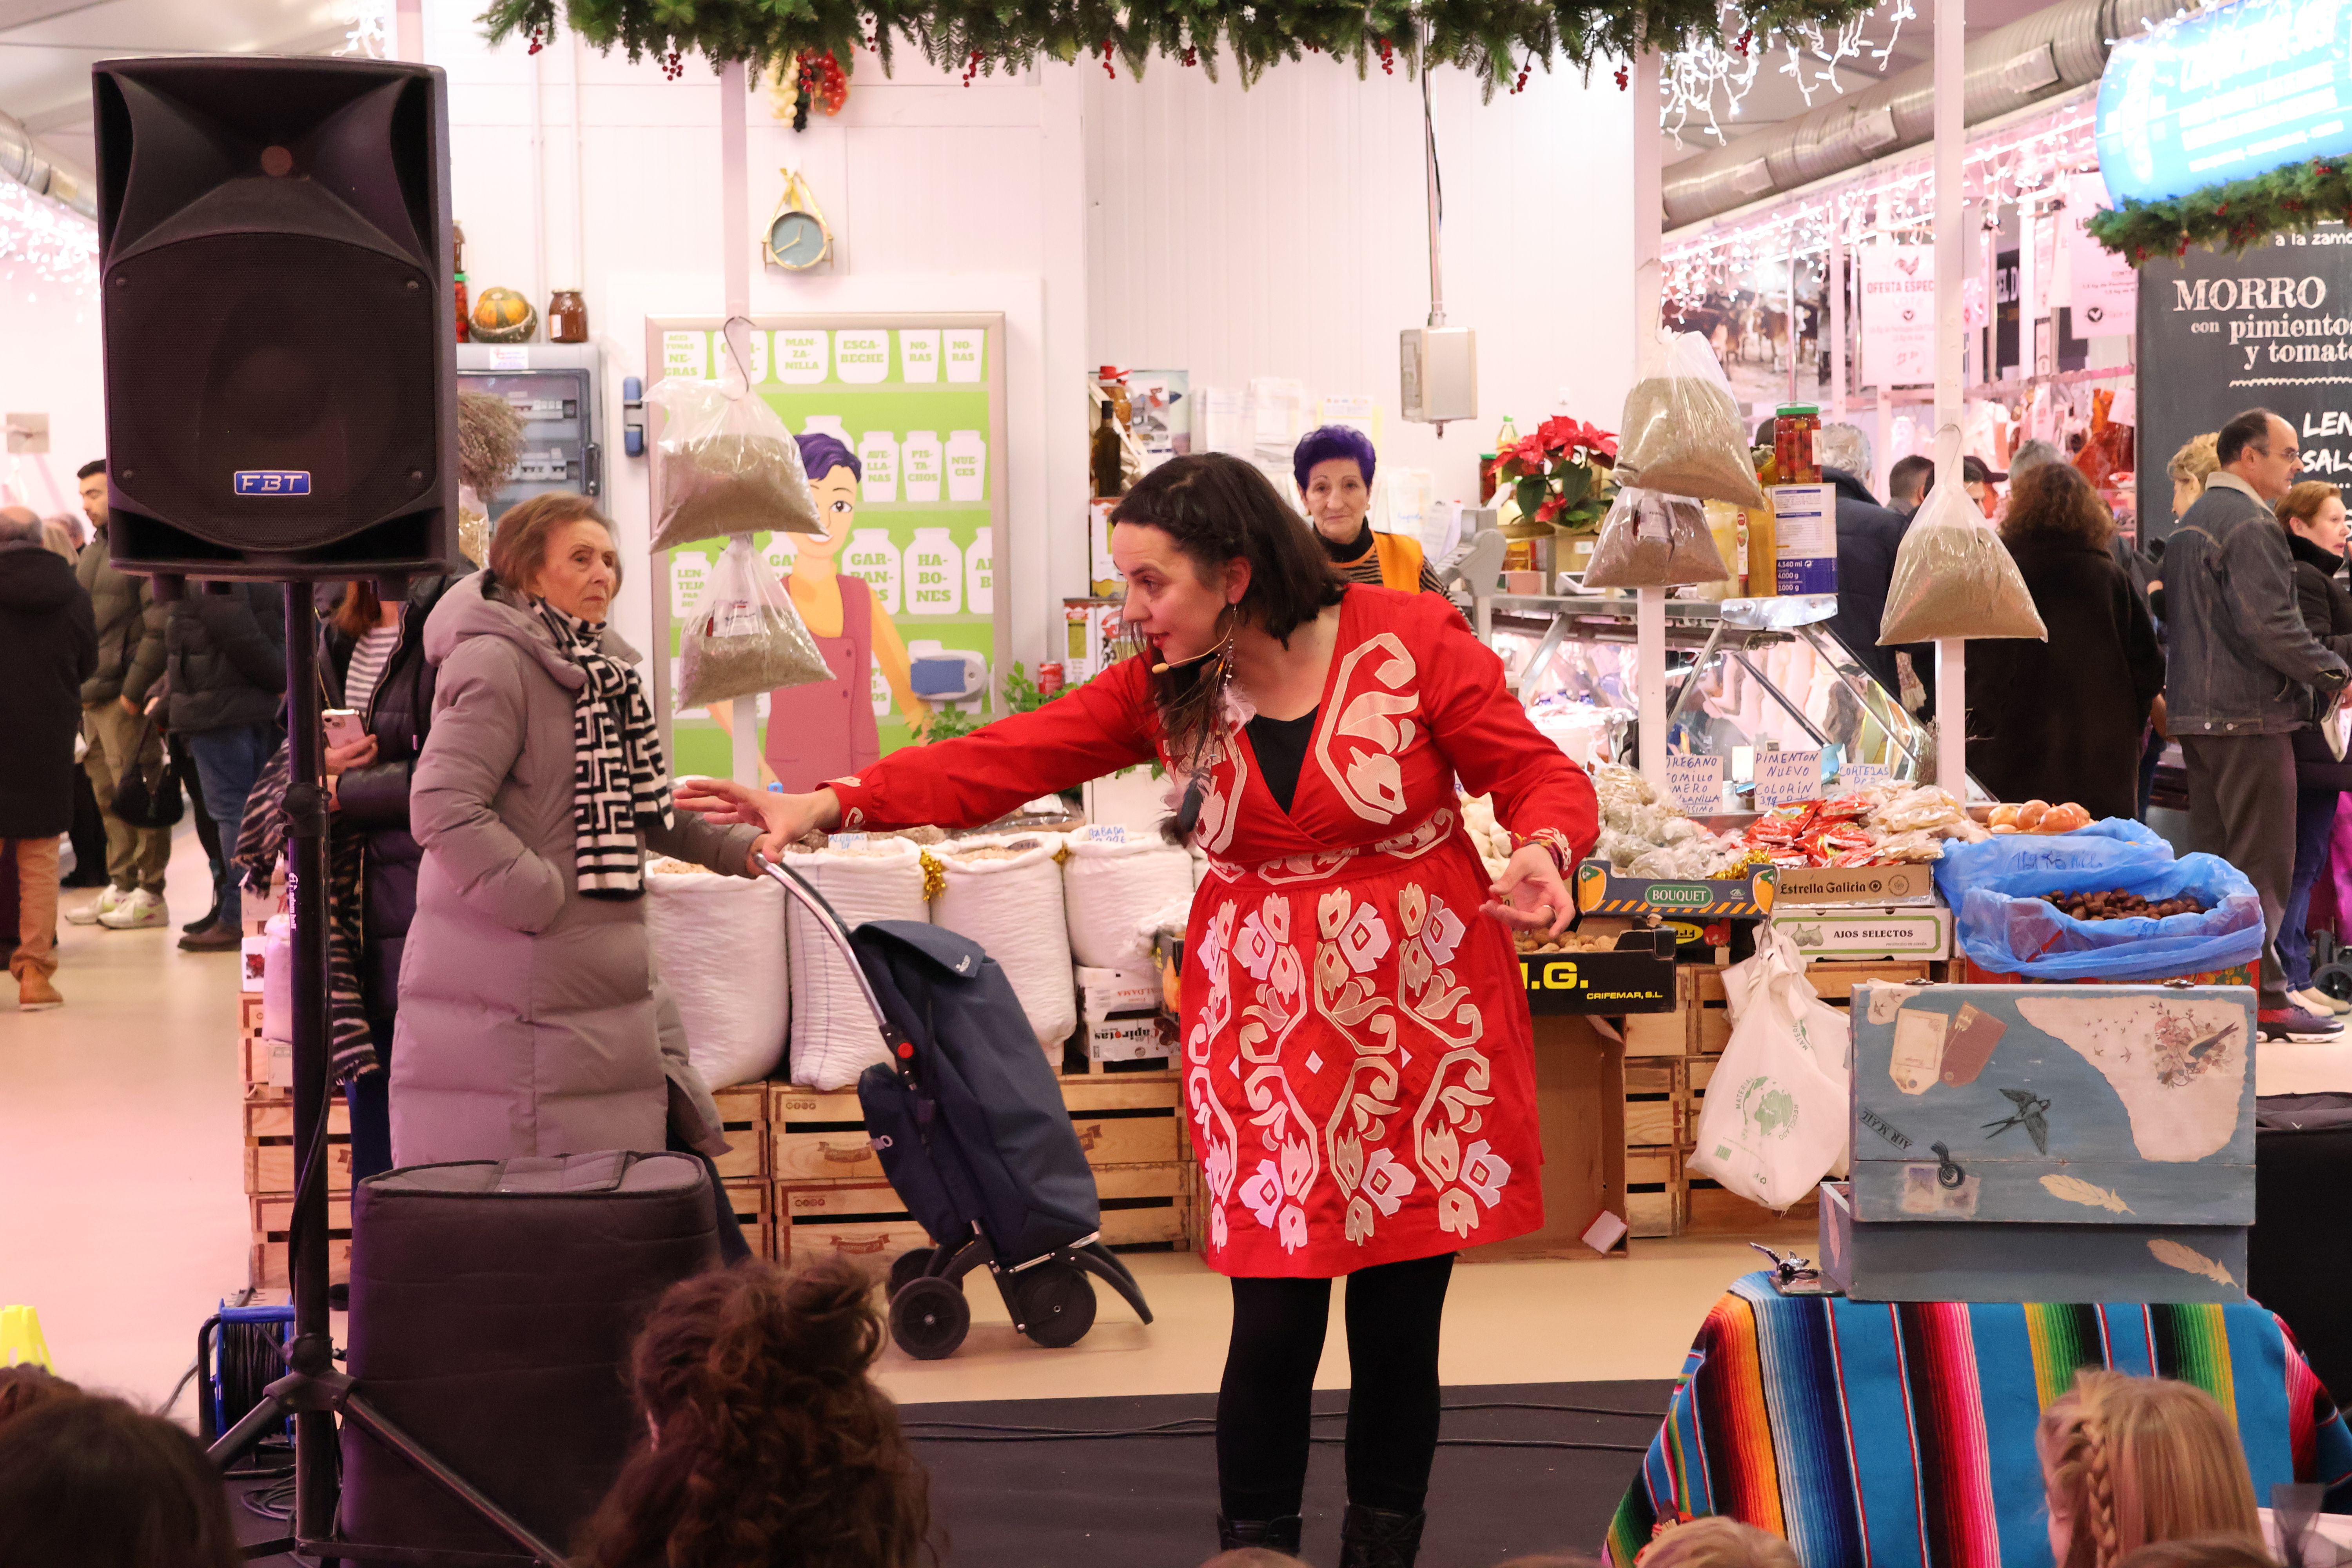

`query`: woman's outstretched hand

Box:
[1482,842,1572,938]
[676,779,843,876]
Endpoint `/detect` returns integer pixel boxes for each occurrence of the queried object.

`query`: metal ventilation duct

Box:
[1663,0,2143,229]
[0,110,98,220]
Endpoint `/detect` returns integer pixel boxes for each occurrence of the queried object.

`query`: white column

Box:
[395,0,422,61]
[1632,52,1670,791]
[1829,199,1847,423]
[720,62,760,788]
[1933,0,1967,795]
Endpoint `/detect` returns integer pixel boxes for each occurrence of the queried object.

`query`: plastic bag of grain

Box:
[1615,330,1768,510]
[784,836,929,1089]
[1062,824,1196,968]
[930,832,1075,1058]
[644,857,789,1088]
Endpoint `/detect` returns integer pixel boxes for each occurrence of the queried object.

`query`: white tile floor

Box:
[0,823,1795,1416]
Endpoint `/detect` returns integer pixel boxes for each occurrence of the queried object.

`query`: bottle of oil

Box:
[1091,400,1125,499]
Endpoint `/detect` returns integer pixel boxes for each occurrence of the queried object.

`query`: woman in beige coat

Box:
[392,494,776,1171]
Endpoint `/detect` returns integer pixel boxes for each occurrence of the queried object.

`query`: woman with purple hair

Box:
[1293,425,1444,595]
[712,430,928,790]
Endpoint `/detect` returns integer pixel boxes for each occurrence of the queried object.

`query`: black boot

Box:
[1337,1503,1425,1568]
[1218,1513,1304,1555]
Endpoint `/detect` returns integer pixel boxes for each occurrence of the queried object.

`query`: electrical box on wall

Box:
[1400,327,1477,427]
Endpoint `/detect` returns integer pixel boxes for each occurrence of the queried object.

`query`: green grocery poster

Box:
[646,314,1008,786]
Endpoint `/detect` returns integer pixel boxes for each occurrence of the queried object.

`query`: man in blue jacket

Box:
[2166,407,2348,1040]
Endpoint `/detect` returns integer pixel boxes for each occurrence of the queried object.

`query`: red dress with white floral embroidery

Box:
[825,587,1599,1278]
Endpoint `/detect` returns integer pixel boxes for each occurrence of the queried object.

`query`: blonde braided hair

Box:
[2038,1371,2263,1568]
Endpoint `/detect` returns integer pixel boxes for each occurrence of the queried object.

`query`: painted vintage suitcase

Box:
[1829,981,2255,1303]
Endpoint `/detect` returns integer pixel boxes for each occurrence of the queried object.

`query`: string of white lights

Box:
[1662,0,1916,146]
[1660,102,2100,304]
[0,177,98,296]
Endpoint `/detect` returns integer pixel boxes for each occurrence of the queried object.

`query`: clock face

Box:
[769,211,829,270]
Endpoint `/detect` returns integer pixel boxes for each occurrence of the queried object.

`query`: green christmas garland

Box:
[2085,158,2352,267]
[480,0,1876,93]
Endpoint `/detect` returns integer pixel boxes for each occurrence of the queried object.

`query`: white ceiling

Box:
[0,0,363,180]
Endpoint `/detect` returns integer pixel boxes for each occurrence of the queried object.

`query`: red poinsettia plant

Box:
[1495,417,1619,534]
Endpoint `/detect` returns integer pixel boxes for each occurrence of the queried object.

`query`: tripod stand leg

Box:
[340,1390,573,1566]
[207,1386,294,1471]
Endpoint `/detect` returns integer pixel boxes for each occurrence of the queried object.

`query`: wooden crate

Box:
[1060,1051,1178,1078]
[1465,1013,1628,1262]
[1626,1146,1682,1239]
[1685,1176,1818,1234]
[770,1086,885,1183]
[724,1178,775,1261]
[243,1094,352,1141]
[1064,1076,1182,1167]
[1620,967,1695,1055]
[1624,1060,1683,1148]
[249,1195,354,1289]
[1096,1162,1188,1250]
[775,1180,929,1270]
[243,1091,354,1197]
[241,1034,290,1091]
[1691,959,1940,1054]
[710,1083,771,1181]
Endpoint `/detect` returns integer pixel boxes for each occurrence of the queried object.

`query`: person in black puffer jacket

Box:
[2275,481,2352,1016]
[321,573,462,1181]
[166,583,287,949]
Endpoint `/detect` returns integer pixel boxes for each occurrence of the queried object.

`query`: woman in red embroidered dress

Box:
[681,454,1597,1568]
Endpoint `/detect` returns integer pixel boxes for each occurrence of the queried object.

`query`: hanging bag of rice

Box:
[1878,425,2048,644]
[677,537,830,711]
[644,858,790,1088]
[646,345,822,549]
[1614,328,1769,510]
[1062,824,1196,969]
[1580,486,1731,589]
[929,833,1076,1059]
[785,836,931,1089]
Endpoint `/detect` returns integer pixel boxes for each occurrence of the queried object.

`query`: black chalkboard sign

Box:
[2136,223,2352,541]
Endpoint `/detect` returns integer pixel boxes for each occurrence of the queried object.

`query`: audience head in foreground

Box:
[1635,1517,1802,1568]
[2039,1371,2262,1568]
[0,1365,79,1426]
[581,1258,929,1568]
[0,1392,242,1568]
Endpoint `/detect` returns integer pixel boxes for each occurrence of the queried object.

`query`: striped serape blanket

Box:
[1607,1272,2352,1568]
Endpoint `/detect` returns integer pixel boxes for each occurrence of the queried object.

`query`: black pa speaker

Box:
[93,57,457,583]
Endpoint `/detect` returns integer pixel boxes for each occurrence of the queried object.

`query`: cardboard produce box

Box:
[1772,904,1952,962]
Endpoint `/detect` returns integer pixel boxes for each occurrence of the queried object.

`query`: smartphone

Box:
[323,709,366,750]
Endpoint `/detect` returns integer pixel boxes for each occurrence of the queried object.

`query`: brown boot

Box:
[18,972,62,1011]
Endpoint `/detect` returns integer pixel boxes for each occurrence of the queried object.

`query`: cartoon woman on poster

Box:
[755,432,928,791]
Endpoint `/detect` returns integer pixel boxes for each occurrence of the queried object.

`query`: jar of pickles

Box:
[1773,405,1820,485]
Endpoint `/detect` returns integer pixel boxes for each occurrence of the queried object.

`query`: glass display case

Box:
[1470,593,1969,801]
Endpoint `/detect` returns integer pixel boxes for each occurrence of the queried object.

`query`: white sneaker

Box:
[98,888,167,930]
[66,886,124,926]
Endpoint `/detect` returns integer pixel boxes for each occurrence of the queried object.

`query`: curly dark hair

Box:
[1999,460,2114,550]
[578,1258,931,1568]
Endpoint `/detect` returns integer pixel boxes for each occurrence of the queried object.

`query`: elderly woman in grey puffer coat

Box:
[392,492,781,1173]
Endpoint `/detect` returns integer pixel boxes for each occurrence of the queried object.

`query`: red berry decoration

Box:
[1615,65,1629,88]
[1379,38,1395,74]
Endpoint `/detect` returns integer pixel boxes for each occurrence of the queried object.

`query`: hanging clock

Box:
[764,169,833,271]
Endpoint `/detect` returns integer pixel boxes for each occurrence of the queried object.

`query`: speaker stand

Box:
[209,579,568,1568]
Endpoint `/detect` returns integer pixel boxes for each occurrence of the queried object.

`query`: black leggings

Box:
[1215,1252,1455,1521]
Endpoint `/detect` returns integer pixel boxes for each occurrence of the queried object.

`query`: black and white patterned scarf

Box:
[536,599,673,900]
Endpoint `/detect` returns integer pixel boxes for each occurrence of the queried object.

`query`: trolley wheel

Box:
[888,1247,935,1298]
[2316,962,2352,1005]
[1013,1263,1098,1348]
[889,1276,969,1361]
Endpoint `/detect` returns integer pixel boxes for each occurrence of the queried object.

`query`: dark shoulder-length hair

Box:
[2000,461,2114,550]
[1109,454,1346,764]
[577,1258,929,1568]
[1110,454,1343,645]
